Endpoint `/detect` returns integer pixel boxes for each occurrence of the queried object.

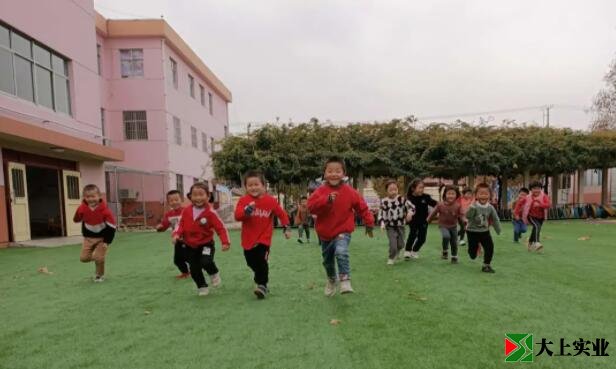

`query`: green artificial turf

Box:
[1,220,614,369]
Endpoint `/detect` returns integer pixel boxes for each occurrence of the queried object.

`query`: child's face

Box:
[387,184,399,197]
[84,190,100,207]
[476,188,491,203]
[518,192,528,200]
[463,192,473,200]
[246,177,265,197]
[413,182,424,195]
[300,199,307,206]
[531,187,542,197]
[324,162,344,186]
[445,190,457,203]
[190,188,209,207]
[167,194,182,209]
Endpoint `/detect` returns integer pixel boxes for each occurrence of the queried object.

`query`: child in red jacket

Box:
[234,170,291,299]
[307,156,375,296]
[73,184,116,282]
[522,181,551,252]
[156,190,189,279]
[173,183,230,296]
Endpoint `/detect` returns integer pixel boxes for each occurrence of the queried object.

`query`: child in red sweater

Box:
[521,181,551,252]
[156,190,189,279]
[73,184,116,282]
[307,157,375,296]
[173,183,230,296]
[512,187,529,243]
[234,170,291,299]
[428,185,466,263]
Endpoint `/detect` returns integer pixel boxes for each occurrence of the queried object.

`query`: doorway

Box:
[26,166,63,238]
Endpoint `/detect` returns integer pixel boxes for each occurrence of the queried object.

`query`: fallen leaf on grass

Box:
[577,236,591,241]
[408,291,427,301]
[37,266,53,275]
[329,319,341,326]
[144,310,152,315]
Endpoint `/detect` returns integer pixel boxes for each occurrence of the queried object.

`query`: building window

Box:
[11,168,25,198]
[210,137,215,155]
[123,111,148,140]
[584,169,602,187]
[191,126,198,148]
[96,44,101,75]
[170,57,177,89]
[200,84,205,106]
[201,132,207,152]
[176,174,183,193]
[208,92,213,115]
[66,176,80,199]
[0,23,71,114]
[173,116,181,145]
[188,74,195,98]
[120,49,143,78]
[100,108,108,145]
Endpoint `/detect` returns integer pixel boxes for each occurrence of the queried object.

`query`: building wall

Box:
[0,148,7,246]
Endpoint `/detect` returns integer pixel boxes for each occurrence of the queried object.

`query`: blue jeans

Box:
[512,220,527,242]
[320,233,351,281]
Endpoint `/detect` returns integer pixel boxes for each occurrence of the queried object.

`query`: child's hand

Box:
[172,234,180,243]
[328,192,338,203]
[222,244,231,252]
[155,224,164,232]
[366,227,374,238]
[405,213,414,223]
[380,223,386,231]
[244,202,256,216]
[284,230,292,239]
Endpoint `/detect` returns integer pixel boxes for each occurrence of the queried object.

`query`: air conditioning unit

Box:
[119,189,138,200]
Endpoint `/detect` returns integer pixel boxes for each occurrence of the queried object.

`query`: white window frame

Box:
[123,110,148,140]
[120,48,144,78]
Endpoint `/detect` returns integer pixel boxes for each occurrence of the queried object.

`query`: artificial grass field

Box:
[1,220,614,369]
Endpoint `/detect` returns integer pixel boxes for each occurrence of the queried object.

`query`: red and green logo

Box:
[505,333,534,362]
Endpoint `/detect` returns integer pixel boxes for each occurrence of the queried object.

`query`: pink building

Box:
[0,1,231,245]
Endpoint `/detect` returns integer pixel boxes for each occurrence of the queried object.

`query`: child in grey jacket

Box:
[465,183,501,273]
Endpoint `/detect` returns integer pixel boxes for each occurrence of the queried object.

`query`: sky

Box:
[95,0,616,132]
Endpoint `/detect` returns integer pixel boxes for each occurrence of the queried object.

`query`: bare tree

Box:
[592,58,616,131]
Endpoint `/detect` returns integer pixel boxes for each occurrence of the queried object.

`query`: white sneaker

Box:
[534,242,544,251]
[528,242,537,252]
[324,279,337,297]
[94,276,105,283]
[198,287,209,296]
[404,250,412,260]
[387,259,395,265]
[339,280,354,294]
[459,239,466,246]
[210,273,221,287]
[410,251,419,259]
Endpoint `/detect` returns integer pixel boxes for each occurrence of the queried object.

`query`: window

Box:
[191,126,198,148]
[559,174,571,189]
[176,174,183,193]
[200,84,205,106]
[201,132,207,152]
[208,92,213,115]
[100,108,108,145]
[584,169,602,187]
[0,23,71,114]
[210,137,215,155]
[123,111,148,140]
[11,168,25,198]
[120,49,143,78]
[188,74,194,98]
[170,57,177,89]
[173,116,181,145]
[66,176,80,199]
[96,44,101,75]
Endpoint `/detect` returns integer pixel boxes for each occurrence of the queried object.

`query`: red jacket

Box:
[522,193,551,221]
[173,205,230,248]
[234,194,290,250]
[307,183,375,241]
[157,207,183,232]
[73,199,116,243]
[512,198,525,219]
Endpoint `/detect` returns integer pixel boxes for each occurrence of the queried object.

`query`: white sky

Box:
[95,0,616,132]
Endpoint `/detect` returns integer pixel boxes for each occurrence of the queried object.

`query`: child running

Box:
[294,196,311,244]
[457,187,474,246]
[465,183,501,273]
[522,181,551,252]
[427,185,466,263]
[73,184,116,282]
[173,182,230,296]
[512,187,529,244]
[234,170,291,299]
[404,179,437,260]
[378,180,415,265]
[307,156,375,296]
[156,190,189,279]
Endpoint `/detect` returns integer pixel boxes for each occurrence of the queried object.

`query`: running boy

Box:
[457,187,474,245]
[465,183,501,273]
[404,179,437,260]
[308,156,375,296]
[156,190,189,279]
[235,170,291,299]
[512,187,529,243]
[73,184,116,282]
[173,183,230,296]
[294,196,311,244]
[427,185,466,263]
[378,180,415,265]
[522,181,550,252]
